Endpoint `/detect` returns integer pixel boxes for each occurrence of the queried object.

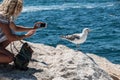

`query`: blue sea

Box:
[1,0,120,64]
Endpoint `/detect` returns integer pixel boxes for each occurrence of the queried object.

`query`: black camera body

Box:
[36,22,47,28]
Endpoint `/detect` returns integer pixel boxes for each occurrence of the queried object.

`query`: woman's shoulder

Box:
[0,14,9,24]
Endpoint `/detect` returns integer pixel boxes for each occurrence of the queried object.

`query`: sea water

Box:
[1,0,120,64]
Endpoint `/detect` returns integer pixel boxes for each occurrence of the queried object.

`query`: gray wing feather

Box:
[61,34,80,40]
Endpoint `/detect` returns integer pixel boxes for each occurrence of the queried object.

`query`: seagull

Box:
[60,28,90,50]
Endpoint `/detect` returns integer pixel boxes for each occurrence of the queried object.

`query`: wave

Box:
[22,2,118,12]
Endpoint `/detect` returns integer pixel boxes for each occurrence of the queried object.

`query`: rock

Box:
[0,41,113,80]
[87,53,120,80]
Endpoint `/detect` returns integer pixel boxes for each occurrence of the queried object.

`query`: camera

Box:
[40,23,47,28]
[36,22,47,28]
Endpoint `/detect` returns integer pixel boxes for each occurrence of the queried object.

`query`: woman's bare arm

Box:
[10,22,35,32]
[0,22,35,42]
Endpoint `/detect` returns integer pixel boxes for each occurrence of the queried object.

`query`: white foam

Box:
[22,2,117,13]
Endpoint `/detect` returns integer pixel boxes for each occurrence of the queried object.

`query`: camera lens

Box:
[41,23,46,27]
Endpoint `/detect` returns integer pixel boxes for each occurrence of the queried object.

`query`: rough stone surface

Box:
[87,53,120,80]
[0,41,114,80]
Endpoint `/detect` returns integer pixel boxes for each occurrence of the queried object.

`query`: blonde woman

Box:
[0,0,40,64]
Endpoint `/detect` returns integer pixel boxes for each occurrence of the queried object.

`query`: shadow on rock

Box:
[0,64,43,80]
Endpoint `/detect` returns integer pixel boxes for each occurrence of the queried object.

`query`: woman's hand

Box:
[34,22,41,29]
[33,22,46,29]
[25,30,36,38]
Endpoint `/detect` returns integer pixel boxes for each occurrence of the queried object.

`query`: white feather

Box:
[61,28,90,45]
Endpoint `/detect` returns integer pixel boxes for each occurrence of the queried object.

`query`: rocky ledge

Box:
[0,41,119,80]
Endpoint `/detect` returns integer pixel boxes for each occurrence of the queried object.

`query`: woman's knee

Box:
[0,40,11,48]
[0,52,14,63]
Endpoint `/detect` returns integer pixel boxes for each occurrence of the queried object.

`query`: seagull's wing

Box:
[61,34,80,41]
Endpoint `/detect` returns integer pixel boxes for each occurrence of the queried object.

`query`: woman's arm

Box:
[10,22,36,32]
[0,22,35,42]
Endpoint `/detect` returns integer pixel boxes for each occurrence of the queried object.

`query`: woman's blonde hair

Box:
[0,0,23,20]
